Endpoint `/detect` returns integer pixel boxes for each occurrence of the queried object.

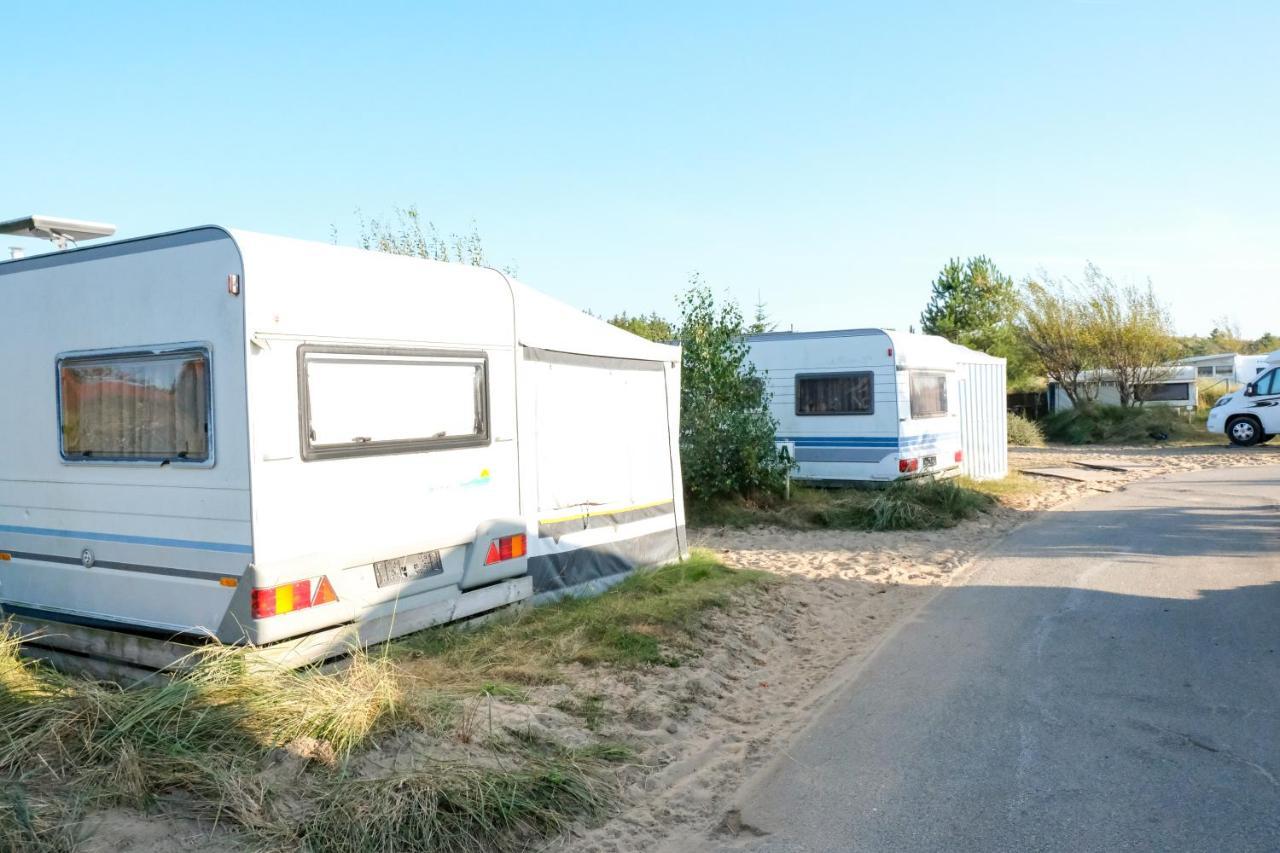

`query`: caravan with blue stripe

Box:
[747,328,974,483]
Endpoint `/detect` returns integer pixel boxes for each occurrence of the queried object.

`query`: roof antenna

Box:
[0,215,117,251]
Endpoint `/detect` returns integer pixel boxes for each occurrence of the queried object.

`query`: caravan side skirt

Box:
[529,524,683,600]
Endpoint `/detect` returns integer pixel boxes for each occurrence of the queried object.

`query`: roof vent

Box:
[0,215,117,250]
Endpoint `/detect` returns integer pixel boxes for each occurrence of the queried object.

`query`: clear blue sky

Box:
[5,2,1278,337]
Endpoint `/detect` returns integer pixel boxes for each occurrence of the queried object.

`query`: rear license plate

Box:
[373,550,443,588]
[923,455,937,469]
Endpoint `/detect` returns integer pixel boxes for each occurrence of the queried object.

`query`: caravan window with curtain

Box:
[908,371,948,418]
[795,372,874,415]
[298,345,489,460]
[58,347,212,463]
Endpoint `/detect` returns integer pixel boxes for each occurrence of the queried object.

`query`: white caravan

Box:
[0,227,686,674]
[745,329,1007,483]
[1047,366,1198,413]
[1206,350,1280,446]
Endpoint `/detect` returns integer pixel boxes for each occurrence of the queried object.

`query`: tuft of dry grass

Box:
[0,630,402,821]
[0,551,764,851]
[295,757,612,853]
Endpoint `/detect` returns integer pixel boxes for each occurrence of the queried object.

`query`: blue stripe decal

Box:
[0,523,253,555]
[778,434,959,449]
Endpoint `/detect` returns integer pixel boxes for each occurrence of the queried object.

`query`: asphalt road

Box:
[726,465,1280,853]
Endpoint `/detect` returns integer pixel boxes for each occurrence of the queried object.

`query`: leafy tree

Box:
[355,206,516,275]
[1019,265,1178,408]
[1080,265,1178,407]
[920,256,1035,385]
[1251,332,1279,354]
[608,311,675,342]
[1017,277,1100,405]
[677,277,789,501]
[1206,316,1245,354]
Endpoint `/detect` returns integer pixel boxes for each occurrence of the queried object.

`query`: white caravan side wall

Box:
[0,229,250,635]
[1050,367,1198,412]
[234,233,521,645]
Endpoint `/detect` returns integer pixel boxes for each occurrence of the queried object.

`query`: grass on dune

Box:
[687,478,995,531]
[393,551,771,687]
[1041,403,1203,445]
[0,550,764,852]
[955,472,1045,502]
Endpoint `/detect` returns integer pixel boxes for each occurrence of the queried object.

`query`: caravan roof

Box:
[0,225,679,366]
[744,327,978,370]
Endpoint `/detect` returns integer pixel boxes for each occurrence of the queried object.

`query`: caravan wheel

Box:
[1227,416,1262,447]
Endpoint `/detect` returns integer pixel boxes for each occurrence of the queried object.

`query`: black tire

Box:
[1227,416,1263,447]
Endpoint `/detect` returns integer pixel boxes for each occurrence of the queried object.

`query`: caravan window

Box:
[299,346,489,460]
[795,372,874,416]
[1137,382,1192,402]
[908,371,948,418]
[57,346,212,463]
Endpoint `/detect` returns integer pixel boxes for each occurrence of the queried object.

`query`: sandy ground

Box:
[72,444,1280,852]
[556,443,1280,853]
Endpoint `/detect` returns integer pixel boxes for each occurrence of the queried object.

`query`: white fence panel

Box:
[956,357,1008,480]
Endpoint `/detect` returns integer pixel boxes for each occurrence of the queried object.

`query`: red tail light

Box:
[485,533,528,565]
[899,458,919,474]
[252,576,338,619]
[955,449,964,463]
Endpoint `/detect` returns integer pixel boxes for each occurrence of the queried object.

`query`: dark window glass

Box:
[1137,382,1192,402]
[59,348,211,462]
[795,372,874,416]
[909,371,948,418]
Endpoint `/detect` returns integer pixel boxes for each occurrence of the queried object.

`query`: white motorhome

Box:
[1205,350,1280,446]
[1178,352,1270,386]
[0,226,686,674]
[745,329,1007,483]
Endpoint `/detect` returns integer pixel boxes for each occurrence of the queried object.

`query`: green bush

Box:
[1041,403,1196,445]
[677,281,790,502]
[1006,412,1045,446]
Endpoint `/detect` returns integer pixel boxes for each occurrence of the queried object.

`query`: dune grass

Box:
[393,551,771,687]
[688,478,995,531]
[956,472,1045,503]
[0,551,764,851]
[1041,403,1202,445]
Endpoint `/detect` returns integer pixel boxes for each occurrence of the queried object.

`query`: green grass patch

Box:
[395,551,770,683]
[956,472,1045,503]
[688,479,995,531]
[1042,402,1202,445]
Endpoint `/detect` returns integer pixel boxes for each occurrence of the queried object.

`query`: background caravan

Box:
[745,328,1008,484]
[0,226,686,675]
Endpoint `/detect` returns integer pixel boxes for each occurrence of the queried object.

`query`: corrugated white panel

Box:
[955,356,1008,480]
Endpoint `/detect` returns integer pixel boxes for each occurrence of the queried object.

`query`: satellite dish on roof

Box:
[0,215,117,250]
